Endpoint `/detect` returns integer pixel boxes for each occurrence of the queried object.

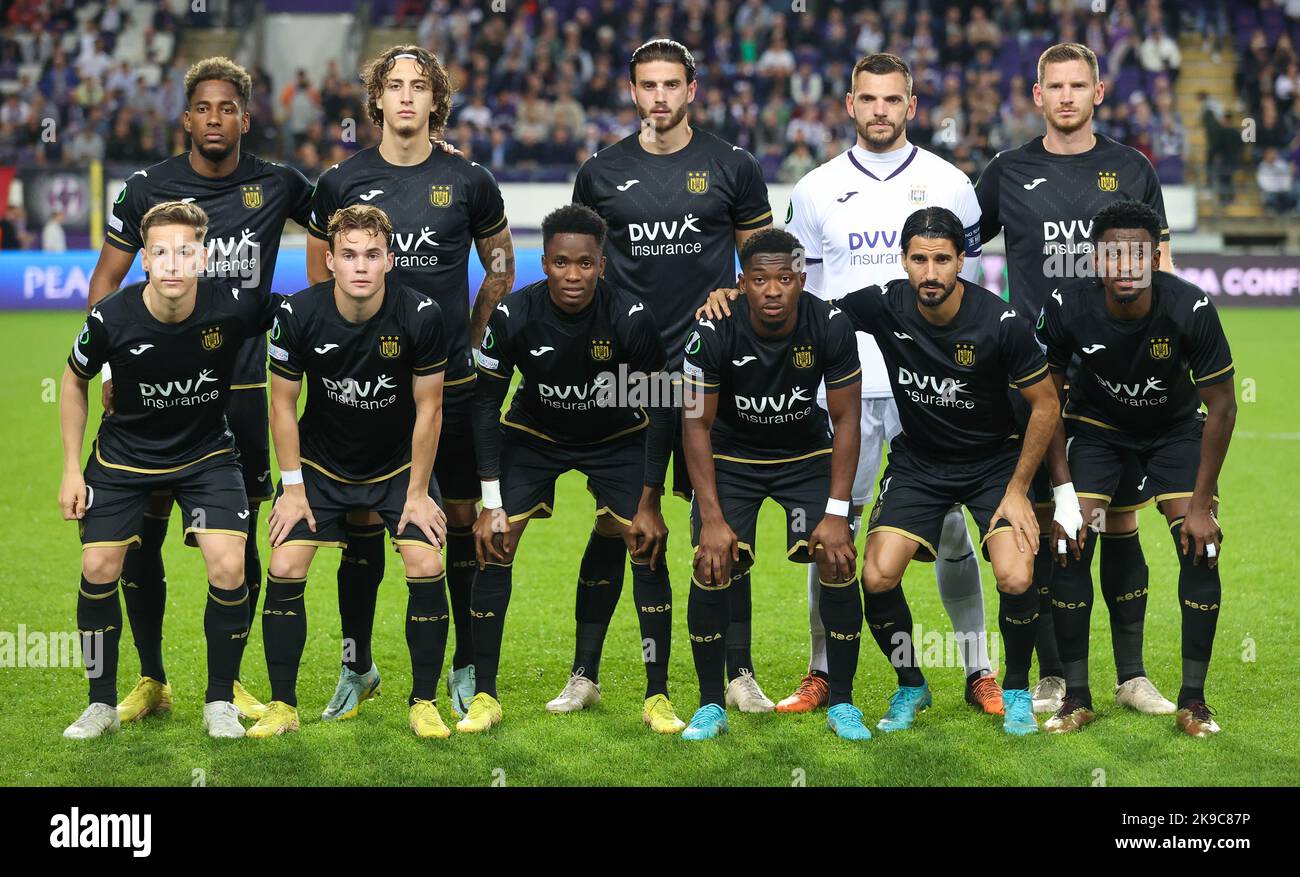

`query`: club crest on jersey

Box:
[590,338,613,361]
[379,335,401,358]
[909,184,927,205]
[201,326,223,351]
[241,184,263,209]
[687,171,709,194]
[792,345,814,368]
[954,342,976,367]
[1148,336,1172,360]
[1097,171,1118,192]
[430,185,452,208]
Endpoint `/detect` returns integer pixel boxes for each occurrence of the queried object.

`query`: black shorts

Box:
[434,381,480,506]
[501,430,645,525]
[80,446,250,549]
[1032,420,1153,512]
[226,385,273,503]
[867,439,1020,562]
[690,452,830,568]
[1067,417,1215,511]
[277,464,444,549]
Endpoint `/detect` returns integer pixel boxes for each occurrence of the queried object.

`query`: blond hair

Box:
[140,200,209,243]
[326,204,393,251]
[1037,43,1100,84]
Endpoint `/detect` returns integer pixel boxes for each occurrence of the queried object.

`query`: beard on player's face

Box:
[1047,100,1093,135]
[638,100,688,133]
[856,114,906,150]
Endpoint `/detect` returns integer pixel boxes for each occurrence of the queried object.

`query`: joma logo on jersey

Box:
[1097,171,1118,192]
[734,388,812,412]
[848,229,900,250]
[792,345,814,368]
[686,170,709,194]
[379,335,400,358]
[241,185,262,209]
[138,369,218,397]
[954,342,976,366]
[429,185,452,207]
[628,213,702,242]
[590,338,612,361]
[201,326,222,350]
[1149,337,1172,360]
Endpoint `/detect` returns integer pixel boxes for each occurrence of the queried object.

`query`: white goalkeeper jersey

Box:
[785,141,984,398]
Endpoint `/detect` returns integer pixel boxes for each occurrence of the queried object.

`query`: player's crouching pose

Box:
[250,205,452,739]
[60,201,279,740]
[1036,201,1236,737]
[832,208,1071,736]
[681,228,865,741]
[463,205,682,735]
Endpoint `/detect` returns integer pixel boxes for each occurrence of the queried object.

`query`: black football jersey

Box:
[308,146,507,395]
[1035,272,1233,436]
[106,152,314,386]
[975,133,1169,317]
[837,279,1049,461]
[573,128,772,362]
[68,280,278,470]
[267,280,447,482]
[475,279,667,449]
[683,293,860,463]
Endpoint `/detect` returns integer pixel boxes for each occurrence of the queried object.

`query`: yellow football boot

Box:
[409,699,452,739]
[455,692,502,733]
[116,676,172,723]
[246,701,300,738]
[642,694,686,734]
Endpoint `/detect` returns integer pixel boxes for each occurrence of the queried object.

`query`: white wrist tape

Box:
[481,480,503,510]
[1206,543,1217,558]
[280,468,303,485]
[1052,481,1083,540]
[101,362,112,381]
[825,498,850,517]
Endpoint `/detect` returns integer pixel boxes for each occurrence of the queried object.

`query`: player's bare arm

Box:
[469,226,515,350]
[306,235,331,285]
[1045,369,1085,564]
[1180,379,1236,568]
[995,374,1060,554]
[267,372,314,546]
[809,381,860,583]
[399,371,448,547]
[682,388,737,585]
[57,366,91,520]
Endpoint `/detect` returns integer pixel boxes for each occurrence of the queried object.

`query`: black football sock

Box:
[864,585,924,688]
[262,574,306,707]
[1033,535,1062,680]
[406,574,450,704]
[338,524,385,673]
[1052,529,1097,709]
[78,576,123,705]
[817,576,863,707]
[1100,528,1149,684]
[243,506,263,632]
[999,588,1041,692]
[470,563,513,699]
[725,570,754,682]
[120,512,168,683]
[572,531,626,684]
[444,527,476,670]
[631,560,672,699]
[204,582,249,703]
[1172,521,1221,707]
[687,575,730,707]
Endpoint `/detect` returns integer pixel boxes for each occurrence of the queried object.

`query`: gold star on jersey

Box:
[792,345,814,368]
[430,185,452,207]
[201,326,223,351]
[1097,171,1118,192]
[1149,337,1171,360]
[955,342,976,366]
[687,171,709,194]
[590,338,612,361]
[379,335,400,358]
[241,184,263,209]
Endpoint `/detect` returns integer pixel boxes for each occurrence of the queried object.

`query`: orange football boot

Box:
[965,672,1005,715]
[775,672,829,713]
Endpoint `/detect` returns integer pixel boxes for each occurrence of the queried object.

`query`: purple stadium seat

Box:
[1156,155,1184,184]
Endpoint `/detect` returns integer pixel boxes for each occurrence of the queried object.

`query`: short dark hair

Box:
[852,52,912,96]
[184,57,252,108]
[629,38,696,84]
[542,204,607,248]
[900,207,965,255]
[740,227,804,268]
[1089,199,1162,245]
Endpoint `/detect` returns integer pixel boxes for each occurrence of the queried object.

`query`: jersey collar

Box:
[846,144,918,181]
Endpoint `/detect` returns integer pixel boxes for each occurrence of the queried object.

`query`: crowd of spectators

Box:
[0,0,1295,215]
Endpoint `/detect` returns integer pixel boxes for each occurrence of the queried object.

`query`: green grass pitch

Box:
[1,309,1297,787]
